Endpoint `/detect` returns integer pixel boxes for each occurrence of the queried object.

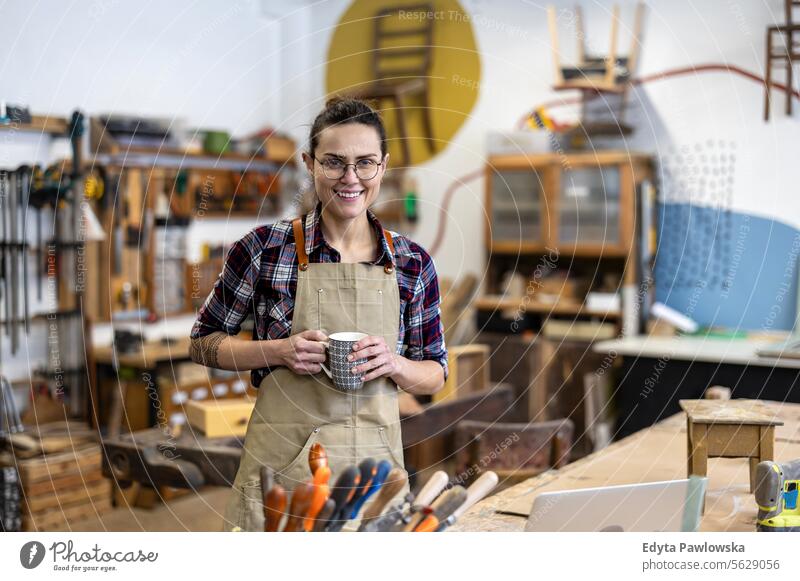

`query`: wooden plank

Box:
[23,497,112,531]
[705,424,761,457]
[23,471,107,496]
[18,446,102,482]
[26,479,112,514]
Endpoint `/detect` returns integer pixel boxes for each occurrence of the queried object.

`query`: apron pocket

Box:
[234,479,265,532]
[273,425,321,489]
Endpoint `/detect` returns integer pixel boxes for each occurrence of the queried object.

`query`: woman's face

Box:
[303,123,387,222]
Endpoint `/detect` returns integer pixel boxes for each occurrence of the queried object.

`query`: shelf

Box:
[92,148,279,173]
[488,151,651,167]
[489,242,628,257]
[474,296,620,319]
[0,115,69,136]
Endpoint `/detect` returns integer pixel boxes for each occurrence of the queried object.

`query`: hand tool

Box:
[436,471,499,531]
[327,458,376,532]
[308,442,328,475]
[313,463,331,487]
[283,481,314,532]
[304,478,331,532]
[264,482,287,532]
[402,470,449,531]
[9,168,18,353]
[311,498,336,532]
[321,465,360,531]
[19,167,29,333]
[413,486,467,532]
[414,514,440,532]
[357,467,408,531]
[349,459,391,519]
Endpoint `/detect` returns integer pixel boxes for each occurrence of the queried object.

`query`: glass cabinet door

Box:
[489,169,543,244]
[559,165,620,246]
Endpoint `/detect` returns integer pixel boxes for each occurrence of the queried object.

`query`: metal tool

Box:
[412,486,467,532]
[0,376,22,437]
[402,470,450,531]
[437,472,499,531]
[283,482,314,532]
[357,467,408,532]
[349,459,391,519]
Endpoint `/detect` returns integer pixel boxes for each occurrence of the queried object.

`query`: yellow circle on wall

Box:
[325,0,481,166]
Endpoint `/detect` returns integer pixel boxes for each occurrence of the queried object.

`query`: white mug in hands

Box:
[320,332,368,391]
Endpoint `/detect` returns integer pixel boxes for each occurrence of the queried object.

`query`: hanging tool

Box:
[308,442,328,475]
[264,481,287,532]
[413,486,467,532]
[321,465,360,532]
[283,482,314,532]
[8,169,19,353]
[357,468,408,532]
[348,460,391,520]
[0,376,22,436]
[19,167,30,333]
[402,470,450,531]
[436,471,499,531]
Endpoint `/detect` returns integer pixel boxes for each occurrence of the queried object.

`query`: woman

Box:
[189,97,448,531]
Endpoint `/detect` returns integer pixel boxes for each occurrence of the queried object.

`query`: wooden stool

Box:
[680,400,783,492]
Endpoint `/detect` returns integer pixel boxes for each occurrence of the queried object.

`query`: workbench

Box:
[451,400,800,532]
[593,335,800,438]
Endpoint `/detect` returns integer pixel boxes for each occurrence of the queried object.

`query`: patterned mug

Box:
[321,332,368,391]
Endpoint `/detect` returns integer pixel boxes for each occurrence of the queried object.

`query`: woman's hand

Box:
[278,330,328,375]
[349,335,403,382]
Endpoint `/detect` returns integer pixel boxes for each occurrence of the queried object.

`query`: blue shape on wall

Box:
[655,203,800,331]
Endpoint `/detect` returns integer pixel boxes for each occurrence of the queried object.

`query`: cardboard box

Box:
[185,399,254,438]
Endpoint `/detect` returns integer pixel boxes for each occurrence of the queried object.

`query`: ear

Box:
[302,152,314,175]
[380,153,390,176]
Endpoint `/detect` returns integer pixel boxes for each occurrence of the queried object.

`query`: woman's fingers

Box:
[298,338,326,354]
[352,353,388,375]
[362,363,391,382]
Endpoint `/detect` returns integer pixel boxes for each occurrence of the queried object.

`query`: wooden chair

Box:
[348,3,437,166]
[454,418,574,488]
[764,0,800,120]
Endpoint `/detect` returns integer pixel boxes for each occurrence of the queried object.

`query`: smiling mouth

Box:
[334,189,364,200]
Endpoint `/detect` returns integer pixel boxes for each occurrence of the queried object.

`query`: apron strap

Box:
[292,218,309,271]
[292,217,396,274]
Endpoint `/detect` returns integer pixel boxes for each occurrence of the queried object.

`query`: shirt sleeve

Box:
[190,229,262,338]
[404,251,449,380]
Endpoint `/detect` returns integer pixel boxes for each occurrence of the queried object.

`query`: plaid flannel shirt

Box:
[190,204,448,387]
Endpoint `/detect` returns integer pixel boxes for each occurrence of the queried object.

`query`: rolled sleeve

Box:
[190,230,262,339]
[403,253,449,380]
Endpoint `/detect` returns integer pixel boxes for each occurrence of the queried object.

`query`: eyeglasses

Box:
[314,156,383,180]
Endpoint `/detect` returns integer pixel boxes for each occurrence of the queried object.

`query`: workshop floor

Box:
[68,487,230,532]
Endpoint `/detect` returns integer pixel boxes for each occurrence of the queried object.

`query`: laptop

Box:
[525,477,707,532]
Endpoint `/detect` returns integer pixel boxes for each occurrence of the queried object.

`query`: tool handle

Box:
[362,467,407,522]
[264,484,287,532]
[430,486,468,523]
[312,498,336,532]
[308,442,328,475]
[340,458,376,521]
[323,465,361,531]
[452,471,498,521]
[283,482,314,532]
[313,464,331,487]
[260,466,275,505]
[414,515,440,533]
[349,459,391,519]
[414,470,449,507]
[304,483,330,532]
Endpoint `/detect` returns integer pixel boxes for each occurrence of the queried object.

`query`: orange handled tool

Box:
[309,442,328,475]
[361,467,408,524]
[414,514,440,532]
[264,483,287,532]
[283,482,315,532]
[304,468,331,532]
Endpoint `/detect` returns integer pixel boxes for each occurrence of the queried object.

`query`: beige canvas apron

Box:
[223,216,406,531]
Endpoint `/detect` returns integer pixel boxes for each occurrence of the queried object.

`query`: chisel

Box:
[357,467,408,531]
[402,470,450,531]
[436,472,498,531]
[19,167,29,333]
[283,481,314,532]
[348,459,391,519]
[321,465,360,532]
[264,482,287,532]
[413,486,467,532]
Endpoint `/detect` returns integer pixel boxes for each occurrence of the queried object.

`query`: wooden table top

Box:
[451,400,800,532]
[679,399,784,426]
[94,337,192,368]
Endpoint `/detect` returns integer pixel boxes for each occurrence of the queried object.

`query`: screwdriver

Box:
[311,498,336,532]
[330,458,376,529]
[436,471,498,531]
[348,459,391,519]
[309,442,328,475]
